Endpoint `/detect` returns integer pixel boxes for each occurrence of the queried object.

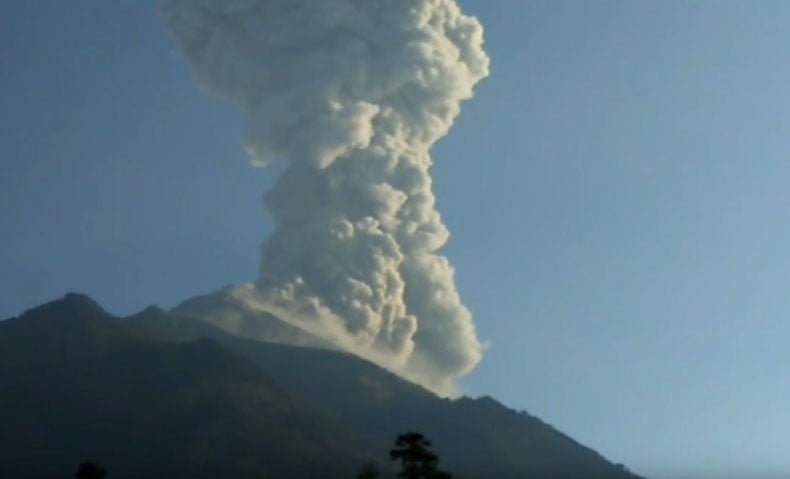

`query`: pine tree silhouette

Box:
[75,460,107,479]
[356,461,381,479]
[390,432,452,479]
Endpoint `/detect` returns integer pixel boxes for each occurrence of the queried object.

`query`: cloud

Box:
[163,0,489,394]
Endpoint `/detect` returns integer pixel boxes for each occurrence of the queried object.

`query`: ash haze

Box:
[3,1,790,478]
[162,0,489,394]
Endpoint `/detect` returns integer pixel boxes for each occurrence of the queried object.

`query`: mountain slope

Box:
[171,288,336,350]
[0,293,644,479]
[0,294,369,479]
[143,293,644,479]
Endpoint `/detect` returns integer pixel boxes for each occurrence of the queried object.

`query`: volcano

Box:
[0,293,643,479]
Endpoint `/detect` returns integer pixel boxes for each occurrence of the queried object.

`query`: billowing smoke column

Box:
[163,0,489,393]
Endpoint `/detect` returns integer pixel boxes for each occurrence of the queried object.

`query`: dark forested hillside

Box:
[0,294,368,479]
[0,293,643,479]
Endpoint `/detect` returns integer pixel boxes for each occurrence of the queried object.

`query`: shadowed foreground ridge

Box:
[0,293,644,479]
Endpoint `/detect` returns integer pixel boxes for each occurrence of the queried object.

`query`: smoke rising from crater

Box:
[163,0,489,393]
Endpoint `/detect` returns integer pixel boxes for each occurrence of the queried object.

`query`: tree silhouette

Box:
[390,432,452,479]
[75,460,107,479]
[356,461,381,479]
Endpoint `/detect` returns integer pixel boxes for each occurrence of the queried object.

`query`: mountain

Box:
[0,294,368,479]
[0,293,644,479]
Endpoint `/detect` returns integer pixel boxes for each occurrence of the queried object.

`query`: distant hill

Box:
[0,293,644,479]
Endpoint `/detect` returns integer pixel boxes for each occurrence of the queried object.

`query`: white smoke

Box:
[163,0,489,393]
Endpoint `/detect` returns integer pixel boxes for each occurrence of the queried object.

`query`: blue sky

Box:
[2,1,790,478]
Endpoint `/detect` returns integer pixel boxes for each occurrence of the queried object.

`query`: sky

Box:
[2,1,790,478]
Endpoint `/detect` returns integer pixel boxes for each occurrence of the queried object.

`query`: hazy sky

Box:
[2,2,790,478]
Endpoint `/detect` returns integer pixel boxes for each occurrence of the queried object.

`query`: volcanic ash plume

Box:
[163,0,489,393]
